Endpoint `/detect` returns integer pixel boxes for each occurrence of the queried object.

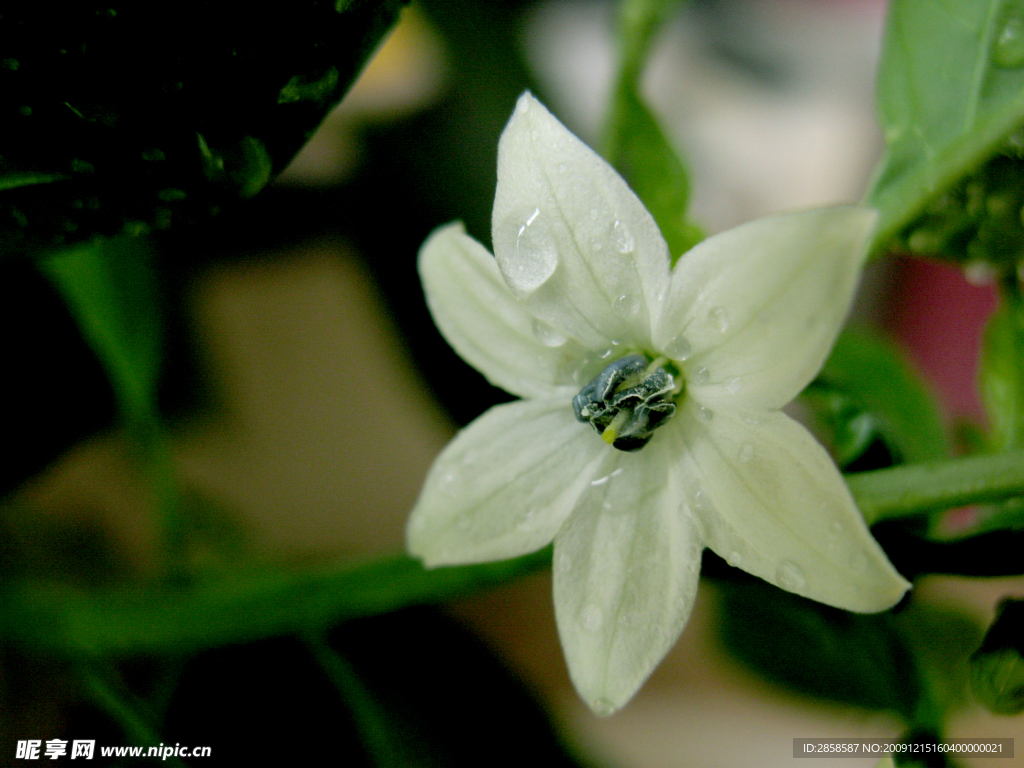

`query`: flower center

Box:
[572,354,682,452]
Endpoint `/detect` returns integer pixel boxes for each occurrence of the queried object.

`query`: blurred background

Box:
[3,1,1022,766]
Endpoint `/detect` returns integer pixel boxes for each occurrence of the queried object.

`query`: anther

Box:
[572,354,679,452]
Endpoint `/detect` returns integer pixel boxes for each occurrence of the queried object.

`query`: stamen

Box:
[572,353,681,452]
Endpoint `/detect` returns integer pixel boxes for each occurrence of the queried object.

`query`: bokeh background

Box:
[4,1,1023,766]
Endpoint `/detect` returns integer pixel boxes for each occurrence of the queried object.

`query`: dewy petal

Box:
[407,397,605,567]
[492,92,671,351]
[419,222,584,398]
[552,439,703,715]
[671,402,910,612]
[655,206,877,411]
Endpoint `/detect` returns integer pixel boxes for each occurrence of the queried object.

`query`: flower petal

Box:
[492,92,670,351]
[655,206,877,411]
[553,439,703,715]
[407,397,604,567]
[671,402,910,612]
[420,223,589,398]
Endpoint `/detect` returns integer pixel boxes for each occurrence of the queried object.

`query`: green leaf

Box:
[0,550,550,656]
[980,292,1024,451]
[869,0,1024,254]
[603,0,703,261]
[716,577,923,719]
[38,236,161,425]
[817,328,949,464]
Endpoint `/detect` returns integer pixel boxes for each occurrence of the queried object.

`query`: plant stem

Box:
[847,448,1024,525]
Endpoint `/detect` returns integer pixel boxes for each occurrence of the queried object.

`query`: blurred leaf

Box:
[716,577,923,720]
[38,236,161,424]
[980,293,1024,451]
[604,0,703,261]
[0,550,551,655]
[970,598,1024,715]
[869,0,1024,254]
[0,0,407,258]
[817,328,948,465]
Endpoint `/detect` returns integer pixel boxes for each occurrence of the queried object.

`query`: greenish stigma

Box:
[572,354,681,452]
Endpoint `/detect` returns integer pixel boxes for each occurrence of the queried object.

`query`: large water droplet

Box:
[725,377,742,394]
[994,10,1024,67]
[697,406,714,423]
[776,560,806,591]
[609,219,635,253]
[581,604,604,633]
[695,367,710,385]
[664,334,692,361]
[532,318,567,347]
[498,208,559,298]
[708,306,730,332]
[738,444,754,463]
[613,293,640,318]
[593,698,616,717]
[726,551,743,567]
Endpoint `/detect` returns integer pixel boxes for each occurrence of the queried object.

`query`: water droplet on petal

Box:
[695,367,710,385]
[738,444,754,463]
[694,490,713,513]
[532,318,568,347]
[994,11,1024,67]
[776,560,806,591]
[697,406,714,423]
[498,207,559,298]
[614,293,640,318]
[581,604,604,633]
[724,377,742,394]
[664,334,692,361]
[599,347,613,359]
[593,698,616,717]
[708,306,730,332]
[727,551,742,567]
[609,219,635,253]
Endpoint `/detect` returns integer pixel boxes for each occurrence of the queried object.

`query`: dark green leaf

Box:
[716,576,922,719]
[819,328,949,464]
[0,0,407,258]
[869,0,1024,255]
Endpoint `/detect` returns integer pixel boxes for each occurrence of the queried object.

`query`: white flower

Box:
[407,92,910,715]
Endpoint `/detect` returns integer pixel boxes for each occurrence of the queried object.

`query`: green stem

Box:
[847,448,1024,525]
[77,660,190,768]
[303,634,403,768]
[603,0,679,162]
